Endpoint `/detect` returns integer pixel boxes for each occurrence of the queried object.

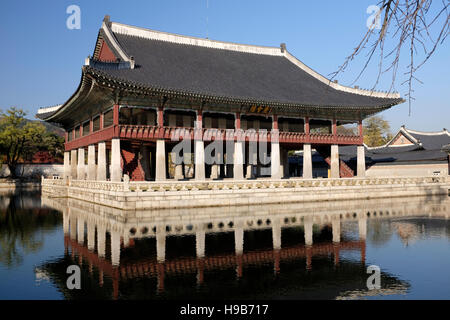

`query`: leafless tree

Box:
[331,0,449,115]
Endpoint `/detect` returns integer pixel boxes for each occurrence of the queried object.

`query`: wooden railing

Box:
[117,125,363,145]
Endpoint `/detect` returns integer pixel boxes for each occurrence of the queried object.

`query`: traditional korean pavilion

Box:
[37,16,404,182]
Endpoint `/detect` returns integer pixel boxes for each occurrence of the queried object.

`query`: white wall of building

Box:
[366,162,448,177]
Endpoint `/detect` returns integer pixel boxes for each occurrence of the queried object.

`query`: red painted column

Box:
[272,115,278,130]
[304,117,310,134]
[72,128,76,141]
[65,131,68,143]
[157,106,164,127]
[332,119,337,136]
[195,110,203,140]
[100,113,104,130]
[196,109,203,128]
[113,105,119,125]
[79,125,83,138]
[235,112,241,130]
[89,118,94,134]
[113,105,119,137]
[358,119,364,144]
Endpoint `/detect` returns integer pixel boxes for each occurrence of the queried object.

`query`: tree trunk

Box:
[7,164,17,179]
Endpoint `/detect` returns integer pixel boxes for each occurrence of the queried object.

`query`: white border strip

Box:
[110,22,283,56]
[37,105,62,115]
[101,22,131,62]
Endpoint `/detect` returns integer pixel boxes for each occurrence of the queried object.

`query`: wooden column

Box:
[155,106,166,181]
[304,117,310,136]
[332,118,337,137]
[113,105,119,125]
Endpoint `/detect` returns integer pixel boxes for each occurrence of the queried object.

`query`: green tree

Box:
[363,116,392,147]
[0,107,46,178]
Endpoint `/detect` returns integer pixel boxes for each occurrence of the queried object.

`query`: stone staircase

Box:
[316,146,354,178]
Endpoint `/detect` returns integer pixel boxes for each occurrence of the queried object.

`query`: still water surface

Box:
[1,191,449,300]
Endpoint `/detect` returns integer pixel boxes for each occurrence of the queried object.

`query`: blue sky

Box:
[0,0,448,132]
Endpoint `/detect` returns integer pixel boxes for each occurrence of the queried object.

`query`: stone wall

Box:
[366,162,448,177]
[0,164,63,179]
[42,176,450,210]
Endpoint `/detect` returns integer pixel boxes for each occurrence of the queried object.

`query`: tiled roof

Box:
[88,28,403,109]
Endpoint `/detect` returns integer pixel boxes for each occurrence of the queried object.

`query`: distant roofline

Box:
[366,126,450,151]
[104,17,401,100]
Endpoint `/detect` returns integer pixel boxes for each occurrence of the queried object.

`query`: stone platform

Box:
[41,176,450,210]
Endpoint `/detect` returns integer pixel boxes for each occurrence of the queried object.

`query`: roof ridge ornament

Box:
[103,15,111,27]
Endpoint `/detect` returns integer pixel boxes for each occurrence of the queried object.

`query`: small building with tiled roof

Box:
[340,126,450,176]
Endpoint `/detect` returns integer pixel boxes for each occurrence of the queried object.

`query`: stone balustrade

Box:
[43,175,449,193]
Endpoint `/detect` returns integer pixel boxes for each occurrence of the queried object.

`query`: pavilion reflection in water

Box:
[40,196,450,299]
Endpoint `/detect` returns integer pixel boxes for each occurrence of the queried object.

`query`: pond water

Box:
[0,191,450,300]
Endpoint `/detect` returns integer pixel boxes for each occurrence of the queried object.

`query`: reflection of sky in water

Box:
[0,192,449,300]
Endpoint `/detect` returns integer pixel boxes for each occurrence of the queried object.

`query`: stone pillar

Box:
[195,140,205,180]
[332,218,341,243]
[271,141,281,179]
[304,217,313,246]
[357,145,366,177]
[155,140,166,181]
[70,149,84,180]
[330,144,340,179]
[195,112,205,181]
[97,142,107,181]
[63,151,70,179]
[77,148,85,180]
[87,145,96,180]
[97,226,106,258]
[69,213,77,240]
[210,163,219,179]
[234,221,244,255]
[272,218,281,250]
[110,230,121,266]
[359,215,367,240]
[271,116,281,179]
[303,144,312,179]
[196,227,205,258]
[63,210,69,235]
[246,142,256,179]
[156,228,166,262]
[110,139,122,182]
[87,222,95,251]
[174,161,184,180]
[233,141,244,180]
[77,218,84,244]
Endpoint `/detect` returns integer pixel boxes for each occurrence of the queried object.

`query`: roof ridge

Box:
[110,21,284,56]
[404,127,450,136]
